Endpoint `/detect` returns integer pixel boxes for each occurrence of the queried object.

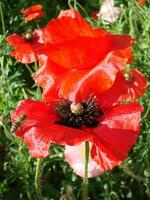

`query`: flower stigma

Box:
[70,102,84,115]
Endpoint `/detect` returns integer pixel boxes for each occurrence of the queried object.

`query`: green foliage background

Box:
[0,0,150,199]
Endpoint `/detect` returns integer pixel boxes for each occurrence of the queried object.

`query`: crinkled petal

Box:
[98,71,127,109]
[34,55,67,102]
[37,34,132,69]
[98,69,147,109]
[36,36,113,70]
[33,29,45,44]
[65,142,104,178]
[6,33,43,63]
[11,99,57,137]
[21,5,43,14]
[23,127,50,158]
[45,124,92,146]
[120,69,147,102]
[85,102,143,171]
[60,52,129,102]
[35,34,132,102]
[6,34,25,47]
[23,11,44,23]
[44,9,106,44]
[65,101,142,175]
[58,9,82,19]
[11,99,92,157]
[100,102,143,130]
[91,128,138,171]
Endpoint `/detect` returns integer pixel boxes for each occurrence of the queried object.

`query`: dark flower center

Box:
[22,31,34,42]
[55,95,104,129]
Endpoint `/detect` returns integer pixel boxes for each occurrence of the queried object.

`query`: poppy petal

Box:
[120,69,147,102]
[34,55,67,102]
[60,52,129,102]
[38,36,113,70]
[11,99,92,157]
[33,29,45,44]
[58,9,82,19]
[65,142,104,178]
[23,127,50,158]
[98,69,147,109]
[21,5,43,14]
[87,102,142,170]
[21,5,44,23]
[23,10,44,23]
[37,34,132,69]
[44,124,92,146]
[98,71,127,109]
[100,101,143,130]
[91,128,138,171]
[6,32,43,63]
[44,9,106,44]
[6,34,37,63]
[11,99,57,137]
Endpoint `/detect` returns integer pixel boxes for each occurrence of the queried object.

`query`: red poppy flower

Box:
[34,9,133,103]
[138,0,146,5]
[11,68,145,170]
[97,69,147,109]
[6,29,44,63]
[21,4,45,23]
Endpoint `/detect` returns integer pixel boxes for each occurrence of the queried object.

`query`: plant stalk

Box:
[35,158,43,200]
[0,2,6,35]
[82,141,89,200]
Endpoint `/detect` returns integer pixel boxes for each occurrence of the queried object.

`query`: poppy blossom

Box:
[97,69,147,109]
[6,29,44,63]
[11,68,145,173]
[21,4,45,23]
[98,0,121,25]
[34,9,133,103]
[138,0,146,5]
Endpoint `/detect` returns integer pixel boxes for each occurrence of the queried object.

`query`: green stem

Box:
[76,2,89,17]
[129,8,135,37]
[143,103,150,119]
[68,0,74,9]
[82,141,89,200]
[35,158,43,200]
[68,0,77,9]
[34,60,39,72]
[0,2,5,35]
[35,19,40,29]
[25,64,34,75]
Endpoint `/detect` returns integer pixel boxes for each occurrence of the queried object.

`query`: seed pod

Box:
[22,31,34,42]
[70,103,84,115]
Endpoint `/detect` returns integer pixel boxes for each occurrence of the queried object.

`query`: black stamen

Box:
[55,95,104,129]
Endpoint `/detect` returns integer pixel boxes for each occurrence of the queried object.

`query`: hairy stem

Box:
[0,2,5,35]
[82,141,89,200]
[35,158,43,200]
